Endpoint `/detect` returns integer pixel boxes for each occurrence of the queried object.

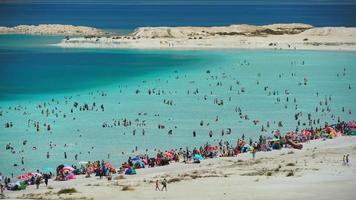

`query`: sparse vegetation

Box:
[114,175,125,180]
[168,177,182,183]
[57,188,77,195]
[286,170,295,177]
[286,162,296,166]
[121,185,134,191]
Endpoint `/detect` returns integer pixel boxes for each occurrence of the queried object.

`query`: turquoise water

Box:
[0,35,355,176]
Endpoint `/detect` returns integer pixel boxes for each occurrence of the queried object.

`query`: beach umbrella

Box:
[142,158,148,165]
[86,166,95,173]
[105,162,115,170]
[301,130,311,137]
[125,167,136,175]
[131,156,141,161]
[206,146,217,150]
[163,152,173,159]
[17,174,31,180]
[133,160,145,168]
[65,173,76,180]
[62,166,75,172]
[31,172,42,177]
[347,121,356,129]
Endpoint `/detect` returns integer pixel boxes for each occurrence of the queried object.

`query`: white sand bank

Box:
[57,24,356,51]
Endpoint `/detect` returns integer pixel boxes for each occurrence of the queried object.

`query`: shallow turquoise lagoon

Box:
[0,35,355,176]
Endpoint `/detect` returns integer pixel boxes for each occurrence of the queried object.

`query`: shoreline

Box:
[2,135,356,200]
[51,43,356,52]
[1,23,356,51]
[57,24,356,51]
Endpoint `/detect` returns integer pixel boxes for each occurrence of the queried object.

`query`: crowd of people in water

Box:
[0,57,354,194]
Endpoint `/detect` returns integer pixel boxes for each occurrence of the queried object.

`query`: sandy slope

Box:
[3,136,356,200]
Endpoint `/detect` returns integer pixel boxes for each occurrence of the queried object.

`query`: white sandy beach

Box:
[1,23,355,51]
[56,24,356,51]
[3,136,356,200]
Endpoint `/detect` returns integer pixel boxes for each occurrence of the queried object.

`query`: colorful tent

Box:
[133,160,145,168]
[193,154,204,161]
[124,167,136,175]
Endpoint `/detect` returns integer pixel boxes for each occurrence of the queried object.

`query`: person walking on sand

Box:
[346,154,350,166]
[155,179,160,191]
[343,155,346,166]
[161,178,167,191]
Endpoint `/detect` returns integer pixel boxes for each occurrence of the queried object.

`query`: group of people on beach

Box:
[0,120,354,194]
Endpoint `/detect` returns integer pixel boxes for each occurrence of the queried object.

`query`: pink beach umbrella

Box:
[17,174,31,180]
[164,152,173,159]
[141,158,148,165]
[206,145,217,151]
[301,130,311,137]
[348,121,356,129]
[62,166,75,172]
[31,172,42,177]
